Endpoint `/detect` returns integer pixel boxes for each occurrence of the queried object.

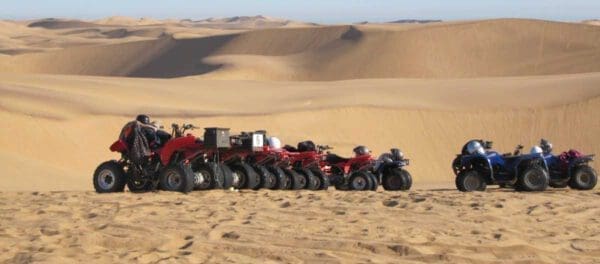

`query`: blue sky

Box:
[1,0,598,23]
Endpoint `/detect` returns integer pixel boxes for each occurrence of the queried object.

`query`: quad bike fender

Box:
[451,155,462,176]
[567,154,595,177]
[459,155,494,182]
[377,161,407,175]
[377,162,407,183]
[160,135,197,165]
[110,140,128,153]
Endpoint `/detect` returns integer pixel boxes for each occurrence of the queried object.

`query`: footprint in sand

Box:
[382,200,399,207]
[411,196,427,203]
[179,241,193,250]
[388,244,413,256]
[570,239,600,252]
[40,227,59,236]
[222,231,240,240]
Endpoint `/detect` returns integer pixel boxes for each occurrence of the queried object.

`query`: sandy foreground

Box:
[1,189,599,263]
[0,17,600,263]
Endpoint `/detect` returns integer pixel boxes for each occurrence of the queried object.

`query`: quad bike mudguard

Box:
[457,154,494,181]
[110,140,128,153]
[567,154,595,177]
[159,135,197,165]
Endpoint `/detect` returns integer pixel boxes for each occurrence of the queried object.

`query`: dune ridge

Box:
[2,19,600,80]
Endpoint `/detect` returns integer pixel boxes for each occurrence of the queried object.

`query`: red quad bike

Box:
[93,123,204,193]
[323,146,412,191]
[245,134,293,190]
[282,141,330,191]
[186,127,240,191]
[214,131,270,190]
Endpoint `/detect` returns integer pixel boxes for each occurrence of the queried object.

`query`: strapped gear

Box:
[540,139,553,154]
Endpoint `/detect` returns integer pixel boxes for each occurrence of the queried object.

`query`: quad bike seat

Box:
[297,141,316,152]
[326,154,350,164]
[283,145,298,152]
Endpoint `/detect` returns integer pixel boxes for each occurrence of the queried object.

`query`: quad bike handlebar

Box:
[513,144,524,156]
[483,141,493,150]
[318,145,332,151]
[171,123,198,138]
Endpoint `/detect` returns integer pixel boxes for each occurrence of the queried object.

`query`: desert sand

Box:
[0,17,599,263]
[1,190,600,263]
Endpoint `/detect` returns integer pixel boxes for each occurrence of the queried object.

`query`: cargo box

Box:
[204,127,231,148]
[239,131,266,151]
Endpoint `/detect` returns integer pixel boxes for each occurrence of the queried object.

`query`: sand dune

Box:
[27,18,102,29]
[2,19,600,80]
[94,16,166,26]
[582,19,600,26]
[1,190,599,263]
[0,16,599,263]
[184,15,314,29]
[0,73,599,191]
[0,17,262,55]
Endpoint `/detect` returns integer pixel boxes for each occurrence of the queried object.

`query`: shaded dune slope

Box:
[2,19,600,80]
[28,18,103,29]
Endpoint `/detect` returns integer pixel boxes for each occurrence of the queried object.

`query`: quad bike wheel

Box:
[219,164,235,189]
[230,165,247,189]
[286,169,307,190]
[382,168,412,191]
[230,163,261,189]
[254,165,278,190]
[330,174,347,190]
[93,161,127,193]
[569,165,598,190]
[456,170,487,192]
[301,169,321,190]
[269,166,292,190]
[349,171,373,191]
[193,164,215,190]
[310,168,330,190]
[368,172,379,191]
[516,165,549,192]
[158,163,195,193]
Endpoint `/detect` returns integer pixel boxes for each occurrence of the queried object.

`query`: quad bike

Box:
[322,146,412,191]
[452,139,550,192]
[373,148,412,191]
[186,127,242,191]
[93,123,203,193]
[536,139,597,190]
[246,138,293,190]
[216,131,267,190]
[282,141,331,191]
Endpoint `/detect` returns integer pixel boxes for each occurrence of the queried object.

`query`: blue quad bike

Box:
[538,139,597,190]
[452,140,551,192]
